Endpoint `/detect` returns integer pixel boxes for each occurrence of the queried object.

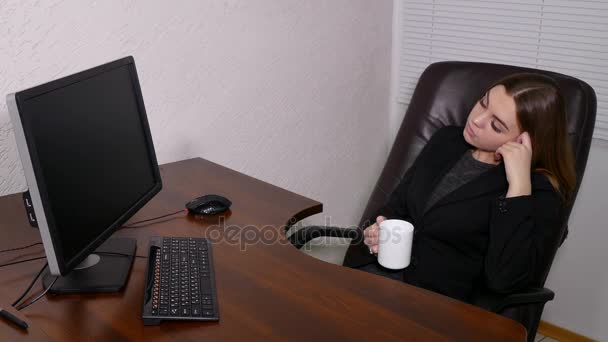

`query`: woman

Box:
[354,73,576,304]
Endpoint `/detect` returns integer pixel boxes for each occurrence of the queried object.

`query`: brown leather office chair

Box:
[288,61,597,341]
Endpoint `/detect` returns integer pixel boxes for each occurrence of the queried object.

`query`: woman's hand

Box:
[495,132,533,198]
[363,216,386,254]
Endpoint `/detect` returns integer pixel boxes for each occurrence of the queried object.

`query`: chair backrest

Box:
[357,61,597,285]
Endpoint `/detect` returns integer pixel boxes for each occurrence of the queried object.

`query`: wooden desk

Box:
[0,158,526,341]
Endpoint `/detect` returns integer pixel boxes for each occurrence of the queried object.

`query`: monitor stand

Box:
[42,237,137,294]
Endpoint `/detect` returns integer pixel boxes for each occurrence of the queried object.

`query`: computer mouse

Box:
[186,194,232,215]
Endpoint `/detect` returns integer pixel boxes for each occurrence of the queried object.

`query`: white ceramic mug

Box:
[377,219,414,270]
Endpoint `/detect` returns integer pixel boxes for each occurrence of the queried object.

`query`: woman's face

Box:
[463,85,522,152]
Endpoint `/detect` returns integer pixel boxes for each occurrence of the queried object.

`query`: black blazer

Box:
[355,126,562,303]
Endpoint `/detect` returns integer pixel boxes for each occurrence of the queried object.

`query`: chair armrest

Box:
[472,287,555,313]
[287,226,362,249]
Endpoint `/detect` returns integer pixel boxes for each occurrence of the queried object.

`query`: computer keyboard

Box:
[142,236,219,325]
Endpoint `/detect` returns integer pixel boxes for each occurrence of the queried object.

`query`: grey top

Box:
[424,150,496,213]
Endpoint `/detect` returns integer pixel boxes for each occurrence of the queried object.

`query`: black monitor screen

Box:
[18,63,159,266]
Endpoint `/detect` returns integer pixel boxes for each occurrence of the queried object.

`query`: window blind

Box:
[396,0,608,140]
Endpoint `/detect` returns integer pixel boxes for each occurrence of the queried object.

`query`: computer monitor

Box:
[6,56,162,294]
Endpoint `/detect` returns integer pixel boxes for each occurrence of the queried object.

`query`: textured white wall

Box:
[0,0,392,227]
[542,140,608,341]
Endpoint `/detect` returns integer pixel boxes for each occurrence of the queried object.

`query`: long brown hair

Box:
[490,73,576,204]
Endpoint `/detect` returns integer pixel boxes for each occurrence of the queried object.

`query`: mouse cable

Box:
[1,209,187,255]
[2,210,187,253]
[0,251,148,269]
[122,208,188,228]
[96,251,147,259]
[0,256,47,269]
[2,211,173,267]
[0,242,43,254]
[11,263,48,308]
[9,252,147,311]
[15,275,58,311]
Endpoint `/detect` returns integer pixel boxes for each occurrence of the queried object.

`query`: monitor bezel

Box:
[7,56,162,276]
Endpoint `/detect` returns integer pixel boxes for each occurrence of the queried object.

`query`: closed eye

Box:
[491,120,502,133]
[480,93,506,133]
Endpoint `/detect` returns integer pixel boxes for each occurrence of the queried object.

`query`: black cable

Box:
[97,251,147,259]
[7,253,144,311]
[12,263,48,307]
[122,209,187,228]
[0,252,147,268]
[2,208,182,260]
[0,209,175,258]
[1,210,184,256]
[2,232,152,314]
[0,256,46,269]
[3,218,155,311]
[6,253,144,308]
[0,242,43,254]
[0,252,145,269]
[15,276,58,311]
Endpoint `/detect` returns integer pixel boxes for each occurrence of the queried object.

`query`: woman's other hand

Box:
[364,216,386,254]
[495,132,533,197]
